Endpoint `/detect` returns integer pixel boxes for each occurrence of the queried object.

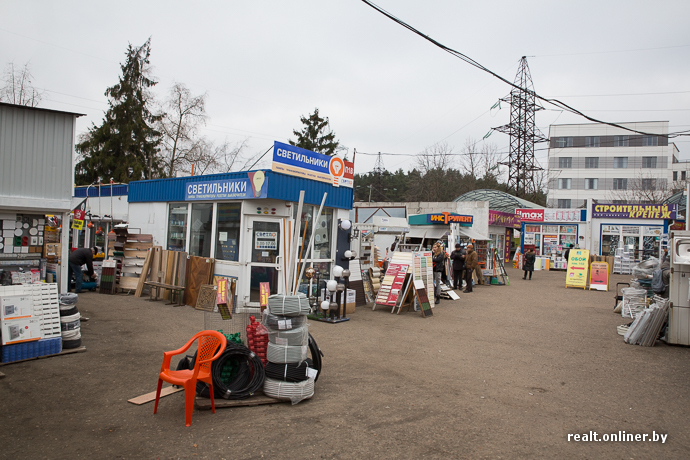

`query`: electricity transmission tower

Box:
[494,56,547,198]
[369,152,386,202]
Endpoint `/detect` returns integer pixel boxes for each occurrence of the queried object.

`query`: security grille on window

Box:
[613,157,628,169]
[613,135,629,147]
[613,178,628,190]
[558,199,572,208]
[558,178,572,190]
[585,136,600,148]
[642,157,657,168]
[556,137,573,148]
[643,136,658,146]
[558,157,572,168]
[585,178,598,190]
[641,179,656,190]
[585,157,599,168]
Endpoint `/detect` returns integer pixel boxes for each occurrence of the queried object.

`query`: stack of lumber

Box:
[134,249,187,299]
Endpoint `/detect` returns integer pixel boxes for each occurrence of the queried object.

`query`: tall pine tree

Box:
[76,38,163,184]
[289,108,340,156]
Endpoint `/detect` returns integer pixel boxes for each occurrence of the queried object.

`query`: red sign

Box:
[259,282,270,308]
[515,209,544,222]
[216,278,228,305]
[343,161,355,180]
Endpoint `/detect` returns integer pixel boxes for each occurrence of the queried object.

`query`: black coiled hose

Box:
[308,333,323,382]
[265,359,314,382]
[194,342,265,399]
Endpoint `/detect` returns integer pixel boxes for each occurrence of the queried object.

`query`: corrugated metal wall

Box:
[74,184,128,197]
[0,104,75,204]
[128,170,354,209]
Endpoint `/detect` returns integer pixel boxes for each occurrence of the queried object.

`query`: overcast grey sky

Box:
[2,0,689,176]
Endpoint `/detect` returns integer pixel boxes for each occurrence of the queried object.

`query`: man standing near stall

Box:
[464,244,478,293]
[69,247,97,293]
[450,243,466,290]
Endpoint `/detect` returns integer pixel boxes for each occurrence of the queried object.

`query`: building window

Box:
[558,178,572,190]
[215,203,241,262]
[643,135,658,146]
[683,171,687,181]
[558,157,572,168]
[673,171,678,181]
[641,179,656,190]
[556,137,573,148]
[585,136,600,148]
[614,135,629,147]
[642,157,657,168]
[613,157,628,169]
[585,157,599,168]
[613,178,628,190]
[189,203,213,257]
[584,178,598,190]
[558,199,572,208]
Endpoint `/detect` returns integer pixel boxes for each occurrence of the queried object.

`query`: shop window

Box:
[613,157,628,169]
[215,203,241,262]
[643,135,658,146]
[543,225,558,233]
[293,206,333,261]
[558,157,572,168]
[585,136,600,148]
[613,178,627,190]
[167,203,189,252]
[558,178,571,190]
[642,157,657,168]
[560,225,577,234]
[557,199,571,208]
[613,135,629,147]
[584,178,598,190]
[525,225,541,233]
[189,203,213,257]
[585,157,599,168]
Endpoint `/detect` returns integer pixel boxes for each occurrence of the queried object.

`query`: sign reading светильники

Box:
[185,172,268,200]
[271,141,354,188]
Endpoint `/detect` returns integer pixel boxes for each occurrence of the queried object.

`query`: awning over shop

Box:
[457,227,490,241]
[405,226,450,240]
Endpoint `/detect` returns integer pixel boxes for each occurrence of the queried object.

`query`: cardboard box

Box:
[43,243,61,258]
[0,295,33,320]
[1,317,41,345]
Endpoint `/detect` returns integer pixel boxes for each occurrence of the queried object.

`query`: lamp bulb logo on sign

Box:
[329,157,344,177]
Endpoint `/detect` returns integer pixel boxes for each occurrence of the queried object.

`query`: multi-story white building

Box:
[547,121,681,208]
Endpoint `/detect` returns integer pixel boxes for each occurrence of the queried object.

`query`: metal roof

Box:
[128,170,354,210]
[454,189,543,214]
[74,184,128,197]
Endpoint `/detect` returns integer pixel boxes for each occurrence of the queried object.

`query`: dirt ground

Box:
[1,266,689,459]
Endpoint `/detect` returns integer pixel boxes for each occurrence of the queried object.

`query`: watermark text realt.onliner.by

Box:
[568,431,667,444]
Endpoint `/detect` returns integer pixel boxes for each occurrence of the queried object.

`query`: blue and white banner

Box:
[185,174,268,201]
[272,141,354,188]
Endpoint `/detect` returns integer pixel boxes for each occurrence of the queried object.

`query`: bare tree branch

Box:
[1,62,43,107]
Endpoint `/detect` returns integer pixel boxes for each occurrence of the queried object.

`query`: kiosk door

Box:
[244,217,283,306]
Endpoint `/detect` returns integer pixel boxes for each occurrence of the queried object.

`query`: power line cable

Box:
[359,0,689,138]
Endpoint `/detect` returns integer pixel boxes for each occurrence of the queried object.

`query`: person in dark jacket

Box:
[449,243,466,290]
[523,248,536,280]
[464,244,478,293]
[432,243,446,304]
[564,244,574,263]
[69,247,97,293]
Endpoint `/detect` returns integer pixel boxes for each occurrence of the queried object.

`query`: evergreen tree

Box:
[289,108,339,156]
[75,38,163,184]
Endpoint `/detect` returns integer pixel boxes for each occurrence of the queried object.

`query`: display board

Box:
[413,251,434,303]
[565,249,590,289]
[374,263,409,307]
[413,279,433,317]
[589,262,609,291]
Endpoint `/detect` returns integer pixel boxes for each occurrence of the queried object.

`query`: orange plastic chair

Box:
[153,330,227,426]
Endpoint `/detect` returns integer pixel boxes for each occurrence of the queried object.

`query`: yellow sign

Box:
[71,219,84,230]
[565,249,590,289]
[589,262,609,291]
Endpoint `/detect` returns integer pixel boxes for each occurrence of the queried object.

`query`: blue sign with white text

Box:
[185,174,268,201]
[273,141,331,174]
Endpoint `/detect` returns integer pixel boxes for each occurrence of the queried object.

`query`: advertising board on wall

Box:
[271,141,354,188]
[516,208,583,222]
[185,172,268,200]
[489,210,521,229]
[591,203,677,220]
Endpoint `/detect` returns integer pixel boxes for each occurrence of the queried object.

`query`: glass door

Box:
[244,217,283,306]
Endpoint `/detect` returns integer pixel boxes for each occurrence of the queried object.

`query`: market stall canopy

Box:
[405,226,450,239]
[454,189,543,214]
[456,227,490,241]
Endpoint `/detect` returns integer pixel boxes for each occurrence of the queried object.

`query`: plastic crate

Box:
[1,337,62,363]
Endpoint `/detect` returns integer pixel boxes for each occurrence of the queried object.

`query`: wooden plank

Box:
[195,392,286,410]
[123,242,153,250]
[0,346,86,366]
[135,248,155,297]
[128,386,183,405]
[183,256,213,307]
[177,253,187,287]
[122,249,149,259]
[118,276,140,291]
[170,251,179,300]
[149,247,161,282]
[163,251,174,300]
[126,234,153,242]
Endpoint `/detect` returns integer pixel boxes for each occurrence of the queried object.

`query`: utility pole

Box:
[494,56,547,198]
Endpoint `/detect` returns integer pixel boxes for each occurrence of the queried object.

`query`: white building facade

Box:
[547,121,680,209]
